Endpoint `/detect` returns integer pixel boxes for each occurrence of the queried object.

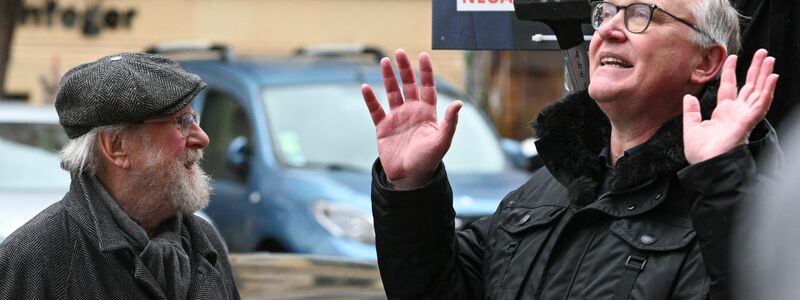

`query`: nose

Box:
[186,122,210,150]
[595,10,627,41]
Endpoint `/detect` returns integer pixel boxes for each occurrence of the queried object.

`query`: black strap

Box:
[613,251,648,300]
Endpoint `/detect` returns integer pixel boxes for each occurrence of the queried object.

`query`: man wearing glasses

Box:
[362,0,779,298]
[0,53,240,299]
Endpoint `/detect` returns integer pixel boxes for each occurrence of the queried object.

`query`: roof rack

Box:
[294,43,386,63]
[145,42,234,62]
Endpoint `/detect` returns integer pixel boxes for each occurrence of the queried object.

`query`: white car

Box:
[0,102,221,244]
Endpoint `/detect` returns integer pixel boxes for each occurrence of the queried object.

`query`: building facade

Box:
[8,0,466,104]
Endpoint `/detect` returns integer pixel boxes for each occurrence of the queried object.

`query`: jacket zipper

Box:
[562,223,604,300]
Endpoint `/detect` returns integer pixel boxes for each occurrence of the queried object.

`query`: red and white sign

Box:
[457,0,514,11]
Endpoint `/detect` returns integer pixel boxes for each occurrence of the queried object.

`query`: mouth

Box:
[600,55,633,68]
[181,150,204,171]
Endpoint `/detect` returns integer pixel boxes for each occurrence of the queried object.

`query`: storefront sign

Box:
[18,0,137,37]
[457,0,515,11]
[434,0,593,50]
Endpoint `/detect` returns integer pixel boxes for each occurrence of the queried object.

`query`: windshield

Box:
[262,84,509,173]
[0,123,70,190]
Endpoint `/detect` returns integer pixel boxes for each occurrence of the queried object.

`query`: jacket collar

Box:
[63,173,218,265]
[63,174,131,252]
[532,90,688,206]
[182,213,219,266]
[531,80,779,212]
[530,80,753,206]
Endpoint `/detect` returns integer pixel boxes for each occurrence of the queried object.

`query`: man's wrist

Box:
[387,172,436,191]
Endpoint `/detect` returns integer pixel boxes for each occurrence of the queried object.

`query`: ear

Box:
[97,129,132,169]
[689,44,727,85]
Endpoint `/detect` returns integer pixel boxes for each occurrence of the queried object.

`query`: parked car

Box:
[148,43,531,260]
[0,102,221,244]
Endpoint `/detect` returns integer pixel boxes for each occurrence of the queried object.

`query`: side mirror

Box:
[520,138,544,172]
[226,136,250,179]
[500,138,530,170]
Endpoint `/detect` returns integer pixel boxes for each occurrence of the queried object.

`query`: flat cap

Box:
[55,53,207,138]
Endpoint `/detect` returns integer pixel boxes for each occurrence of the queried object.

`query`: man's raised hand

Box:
[683,49,778,164]
[362,49,462,189]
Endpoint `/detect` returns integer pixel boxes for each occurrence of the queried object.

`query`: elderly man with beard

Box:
[0,53,239,299]
[362,0,781,299]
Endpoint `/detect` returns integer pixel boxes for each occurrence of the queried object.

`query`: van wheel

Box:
[256,239,287,253]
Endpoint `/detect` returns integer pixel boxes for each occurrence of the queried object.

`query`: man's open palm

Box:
[684,49,779,164]
[362,50,462,189]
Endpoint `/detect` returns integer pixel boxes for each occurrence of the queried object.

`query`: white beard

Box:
[167,149,212,213]
[131,147,213,214]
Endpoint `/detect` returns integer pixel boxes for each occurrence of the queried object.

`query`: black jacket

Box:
[0,175,240,299]
[371,90,780,299]
[733,0,800,132]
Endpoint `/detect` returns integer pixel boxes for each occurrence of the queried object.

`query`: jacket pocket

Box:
[488,205,565,290]
[609,219,695,251]
[604,219,696,300]
[499,205,565,234]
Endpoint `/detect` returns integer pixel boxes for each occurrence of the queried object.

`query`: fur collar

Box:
[531,82,720,206]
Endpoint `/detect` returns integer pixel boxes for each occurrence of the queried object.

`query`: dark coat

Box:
[733,0,800,132]
[371,90,779,299]
[0,175,240,300]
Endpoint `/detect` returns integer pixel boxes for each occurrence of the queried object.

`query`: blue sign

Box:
[432,0,594,50]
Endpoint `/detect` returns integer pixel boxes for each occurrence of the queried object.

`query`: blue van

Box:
[151,44,530,260]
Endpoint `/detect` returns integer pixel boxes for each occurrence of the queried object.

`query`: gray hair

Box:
[59,124,133,175]
[691,0,742,55]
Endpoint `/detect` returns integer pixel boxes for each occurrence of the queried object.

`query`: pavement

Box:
[229,253,386,300]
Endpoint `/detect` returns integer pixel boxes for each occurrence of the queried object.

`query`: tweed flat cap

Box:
[55,53,207,138]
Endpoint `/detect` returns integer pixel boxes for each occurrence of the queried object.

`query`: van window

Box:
[200,90,253,182]
[261,83,508,173]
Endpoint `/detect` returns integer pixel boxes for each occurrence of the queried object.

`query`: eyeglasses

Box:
[590,1,715,42]
[142,111,199,137]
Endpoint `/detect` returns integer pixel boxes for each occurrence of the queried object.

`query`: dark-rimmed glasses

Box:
[590,1,715,43]
[143,111,199,137]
